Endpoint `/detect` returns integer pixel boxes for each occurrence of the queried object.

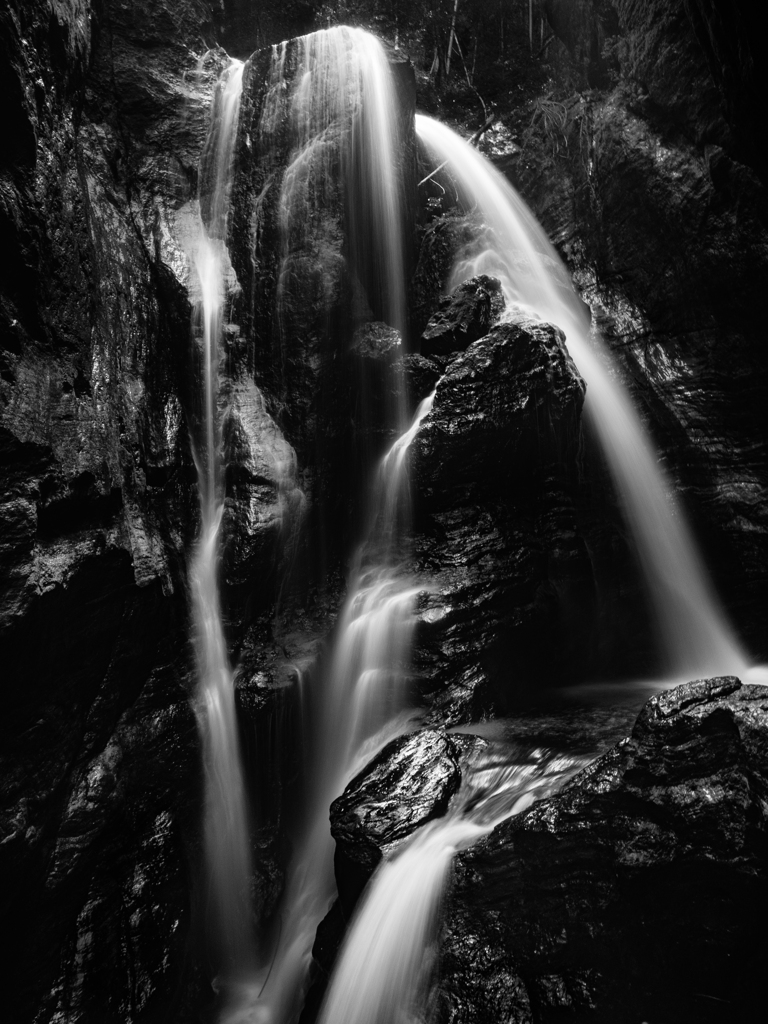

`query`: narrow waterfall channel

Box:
[255,395,435,1022]
[415,114,748,682]
[189,59,255,992]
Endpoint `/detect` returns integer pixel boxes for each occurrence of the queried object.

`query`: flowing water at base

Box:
[317,742,590,1024]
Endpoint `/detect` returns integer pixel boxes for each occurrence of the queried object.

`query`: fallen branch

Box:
[469,110,497,144]
[418,160,449,188]
[537,34,555,59]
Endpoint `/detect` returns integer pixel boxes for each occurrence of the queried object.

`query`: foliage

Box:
[243,1,555,94]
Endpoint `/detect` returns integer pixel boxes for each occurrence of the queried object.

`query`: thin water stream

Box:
[189,59,255,994]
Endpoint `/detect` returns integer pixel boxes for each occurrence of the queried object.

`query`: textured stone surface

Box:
[0,2,220,1019]
[408,313,593,717]
[437,677,768,1022]
[420,275,503,357]
[330,729,461,913]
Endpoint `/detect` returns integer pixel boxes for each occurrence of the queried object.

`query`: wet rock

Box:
[414,315,584,493]
[403,353,442,412]
[345,322,405,454]
[437,677,768,1023]
[410,213,480,337]
[420,276,504,357]
[0,2,222,1020]
[221,377,299,624]
[331,729,461,915]
[408,313,594,715]
[351,321,402,363]
[298,729,471,1023]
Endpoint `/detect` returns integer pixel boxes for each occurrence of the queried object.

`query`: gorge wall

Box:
[504,0,768,654]
[1,2,766,1022]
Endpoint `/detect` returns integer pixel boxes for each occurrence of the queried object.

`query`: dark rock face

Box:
[410,213,481,337]
[315,679,768,1023]
[421,275,504,357]
[0,1,222,1019]
[438,677,768,1023]
[408,313,594,717]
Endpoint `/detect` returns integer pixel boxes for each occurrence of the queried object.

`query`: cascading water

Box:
[415,113,749,682]
[265,26,407,337]
[241,27,421,1023]
[189,59,255,995]
[317,744,588,1024]
[255,394,435,1023]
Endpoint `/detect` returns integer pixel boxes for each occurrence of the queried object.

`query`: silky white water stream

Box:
[245,30,419,1020]
[253,394,435,1023]
[189,59,256,993]
[416,113,749,682]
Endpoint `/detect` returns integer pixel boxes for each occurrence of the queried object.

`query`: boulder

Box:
[438,677,768,1023]
[408,313,594,715]
[420,276,504,357]
[414,314,584,493]
[330,729,461,915]
[403,352,442,412]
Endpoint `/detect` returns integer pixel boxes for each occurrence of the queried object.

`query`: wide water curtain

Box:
[275,28,407,339]
[190,59,255,991]
[415,114,746,681]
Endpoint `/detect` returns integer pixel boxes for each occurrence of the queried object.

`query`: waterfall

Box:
[265,26,407,337]
[317,747,586,1024]
[255,395,434,1023]
[415,113,749,682]
[189,59,256,994]
[189,28,757,1024]
[237,27,421,1022]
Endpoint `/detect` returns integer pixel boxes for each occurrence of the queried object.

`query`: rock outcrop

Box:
[438,676,768,1022]
[331,729,461,914]
[408,308,593,717]
[0,2,221,1019]
[420,275,504,357]
[506,0,768,660]
[316,678,768,1023]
